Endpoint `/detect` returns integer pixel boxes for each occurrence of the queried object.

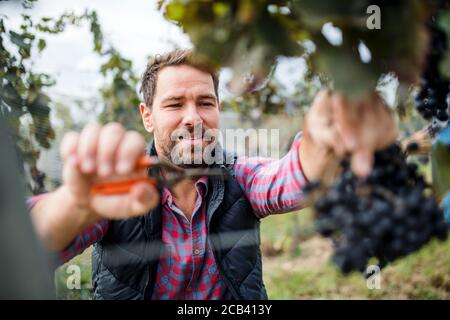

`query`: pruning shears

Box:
[90,155,227,195]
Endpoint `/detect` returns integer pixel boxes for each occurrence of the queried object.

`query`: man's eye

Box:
[199,102,214,107]
[167,104,181,108]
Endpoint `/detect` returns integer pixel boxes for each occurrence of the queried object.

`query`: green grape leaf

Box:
[162,0,429,96]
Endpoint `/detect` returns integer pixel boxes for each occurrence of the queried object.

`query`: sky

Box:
[1,0,192,99]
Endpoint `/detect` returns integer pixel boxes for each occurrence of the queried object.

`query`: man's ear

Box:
[139,102,154,133]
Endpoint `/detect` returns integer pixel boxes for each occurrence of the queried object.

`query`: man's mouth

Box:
[177,136,205,146]
[178,135,203,141]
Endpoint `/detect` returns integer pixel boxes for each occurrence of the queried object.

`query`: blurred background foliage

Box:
[1,0,145,194]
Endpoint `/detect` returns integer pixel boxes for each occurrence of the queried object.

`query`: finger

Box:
[115,131,146,175]
[361,96,398,151]
[329,130,347,158]
[128,182,160,217]
[351,148,374,178]
[305,90,334,144]
[358,99,379,151]
[349,97,383,177]
[305,119,334,150]
[332,94,361,151]
[306,90,349,157]
[96,123,126,177]
[60,132,91,196]
[62,152,91,198]
[307,118,346,157]
[90,182,159,219]
[77,123,101,174]
[376,105,398,150]
[308,89,333,122]
[60,131,79,162]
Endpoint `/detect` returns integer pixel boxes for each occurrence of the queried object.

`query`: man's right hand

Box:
[31,123,159,251]
[60,122,159,220]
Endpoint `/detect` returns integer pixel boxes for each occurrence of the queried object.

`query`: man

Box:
[30,49,397,299]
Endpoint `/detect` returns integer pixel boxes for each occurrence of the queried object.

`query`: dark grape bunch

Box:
[304,144,448,275]
[415,2,450,134]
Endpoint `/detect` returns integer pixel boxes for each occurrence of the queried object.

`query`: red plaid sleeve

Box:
[233,132,308,218]
[28,194,108,264]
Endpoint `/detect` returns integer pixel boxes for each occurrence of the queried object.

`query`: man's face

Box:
[140,64,220,167]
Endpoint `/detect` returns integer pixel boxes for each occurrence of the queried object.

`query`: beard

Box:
[155,125,219,168]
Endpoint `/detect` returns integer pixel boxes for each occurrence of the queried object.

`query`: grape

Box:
[304,144,448,274]
[415,3,450,132]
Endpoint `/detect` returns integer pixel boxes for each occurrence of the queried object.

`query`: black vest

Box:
[91,143,268,300]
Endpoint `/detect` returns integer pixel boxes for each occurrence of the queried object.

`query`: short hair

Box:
[139,49,219,108]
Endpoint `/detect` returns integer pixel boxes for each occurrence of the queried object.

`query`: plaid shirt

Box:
[30,132,307,299]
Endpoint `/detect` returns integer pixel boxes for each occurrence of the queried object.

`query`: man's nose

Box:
[181,103,203,127]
